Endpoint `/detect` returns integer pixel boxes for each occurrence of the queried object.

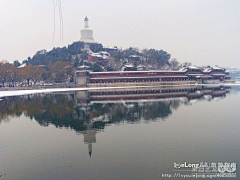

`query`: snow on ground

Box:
[0,86,152,98]
[0,83,239,99]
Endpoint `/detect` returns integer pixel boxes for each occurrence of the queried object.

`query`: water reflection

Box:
[0,85,233,157]
[0,86,232,123]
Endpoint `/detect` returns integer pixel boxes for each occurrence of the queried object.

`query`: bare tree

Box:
[169,58,180,70]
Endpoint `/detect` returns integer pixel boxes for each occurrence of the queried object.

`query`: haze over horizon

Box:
[0,0,239,68]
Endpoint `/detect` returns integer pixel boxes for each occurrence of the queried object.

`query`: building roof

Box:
[203,68,212,73]
[17,63,26,69]
[187,74,204,76]
[99,51,110,55]
[129,55,139,58]
[90,53,102,58]
[103,46,118,50]
[90,75,188,80]
[212,66,225,70]
[123,64,134,68]
[188,65,201,70]
[137,65,146,68]
[89,70,182,74]
[78,65,90,69]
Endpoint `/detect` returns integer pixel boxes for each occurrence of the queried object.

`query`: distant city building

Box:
[80,17,96,43]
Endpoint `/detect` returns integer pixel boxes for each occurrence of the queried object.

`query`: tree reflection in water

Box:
[0,86,231,156]
[0,86,231,130]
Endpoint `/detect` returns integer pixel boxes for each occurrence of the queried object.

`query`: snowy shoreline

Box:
[0,83,239,99]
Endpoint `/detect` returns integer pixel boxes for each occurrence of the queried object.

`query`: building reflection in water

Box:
[74,85,232,157]
[0,85,234,157]
[83,129,96,157]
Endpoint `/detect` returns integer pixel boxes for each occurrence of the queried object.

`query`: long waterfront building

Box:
[75,66,231,87]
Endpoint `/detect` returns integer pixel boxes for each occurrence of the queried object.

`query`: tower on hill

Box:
[80,16,96,43]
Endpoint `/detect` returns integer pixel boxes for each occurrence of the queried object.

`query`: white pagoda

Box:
[80,16,96,43]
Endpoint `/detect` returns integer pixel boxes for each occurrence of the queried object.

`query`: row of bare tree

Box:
[0,61,73,87]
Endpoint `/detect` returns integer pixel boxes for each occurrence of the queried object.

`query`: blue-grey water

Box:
[0,86,239,180]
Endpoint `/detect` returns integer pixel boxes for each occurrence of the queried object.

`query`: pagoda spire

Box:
[84,16,89,28]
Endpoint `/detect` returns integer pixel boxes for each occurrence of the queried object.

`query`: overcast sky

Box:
[0,0,239,68]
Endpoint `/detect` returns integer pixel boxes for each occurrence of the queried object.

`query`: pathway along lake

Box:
[0,85,239,180]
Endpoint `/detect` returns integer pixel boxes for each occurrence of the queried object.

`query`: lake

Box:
[0,85,239,180]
